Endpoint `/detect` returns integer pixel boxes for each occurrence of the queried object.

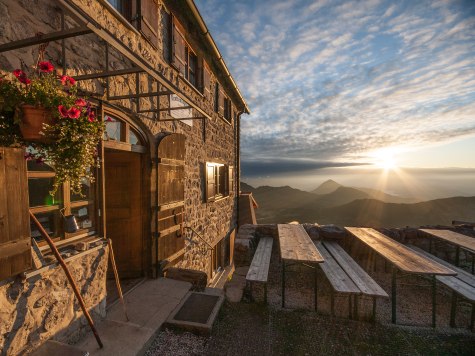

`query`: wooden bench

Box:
[316,241,388,320]
[409,245,475,330]
[246,237,273,303]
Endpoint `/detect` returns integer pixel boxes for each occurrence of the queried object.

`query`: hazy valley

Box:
[242,180,475,228]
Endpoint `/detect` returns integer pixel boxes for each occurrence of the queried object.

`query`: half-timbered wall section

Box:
[0,0,247,353]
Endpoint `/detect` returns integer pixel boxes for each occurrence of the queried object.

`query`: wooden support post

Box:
[392,267,397,324]
[432,275,437,328]
[354,295,358,321]
[281,260,285,308]
[29,212,103,349]
[264,283,267,304]
[314,264,318,312]
[108,239,129,321]
[450,291,457,328]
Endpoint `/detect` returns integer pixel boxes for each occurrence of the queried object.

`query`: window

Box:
[106,0,131,19]
[104,114,144,147]
[171,18,200,89]
[205,162,233,202]
[27,148,96,245]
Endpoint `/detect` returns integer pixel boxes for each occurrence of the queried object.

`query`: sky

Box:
[194,0,475,189]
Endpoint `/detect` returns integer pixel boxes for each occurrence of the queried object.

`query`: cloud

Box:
[242,158,369,177]
[195,0,475,170]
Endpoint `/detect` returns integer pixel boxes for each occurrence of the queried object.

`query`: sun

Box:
[372,149,399,171]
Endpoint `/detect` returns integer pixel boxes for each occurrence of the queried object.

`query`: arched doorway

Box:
[102,110,148,278]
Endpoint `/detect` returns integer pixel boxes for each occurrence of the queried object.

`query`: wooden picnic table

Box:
[346,227,456,326]
[419,229,475,272]
[278,224,324,310]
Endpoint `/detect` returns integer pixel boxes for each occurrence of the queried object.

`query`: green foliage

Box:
[0,63,104,196]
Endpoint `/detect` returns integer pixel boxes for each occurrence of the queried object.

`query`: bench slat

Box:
[346,227,456,276]
[315,242,360,294]
[246,237,273,283]
[323,241,388,298]
[436,275,475,302]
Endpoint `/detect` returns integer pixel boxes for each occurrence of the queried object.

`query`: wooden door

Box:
[105,149,143,277]
[156,134,185,267]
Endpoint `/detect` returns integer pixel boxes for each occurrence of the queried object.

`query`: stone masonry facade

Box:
[0,0,243,354]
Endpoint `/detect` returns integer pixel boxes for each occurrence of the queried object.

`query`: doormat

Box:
[165,290,224,334]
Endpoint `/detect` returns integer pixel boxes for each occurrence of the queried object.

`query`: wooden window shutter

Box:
[172,17,187,76]
[0,148,31,281]
[218,88,225,116]
[203,61,211,97]
[228,166,234,196]
[135,0,159,48]
[206,163,216,202]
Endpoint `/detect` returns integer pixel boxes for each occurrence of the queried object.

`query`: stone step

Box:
[30,340,89,356]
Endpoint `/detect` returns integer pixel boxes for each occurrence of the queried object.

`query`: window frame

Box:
[205,162,231,203]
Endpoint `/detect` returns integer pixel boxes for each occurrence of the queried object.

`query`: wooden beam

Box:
[107,91,172,101]
[74,67,143,81]
[0,27,93,53]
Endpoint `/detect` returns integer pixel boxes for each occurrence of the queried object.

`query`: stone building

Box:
[0,0,248,354]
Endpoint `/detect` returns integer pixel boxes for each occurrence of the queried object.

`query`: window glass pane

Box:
[129,129,140,145]
[31,211,62,242]
[28,178,60,207]
[71,178,93,202]
[71,204,95,230]
[188,52,197,86]
[104,115,122,141]
[26,146,54,171]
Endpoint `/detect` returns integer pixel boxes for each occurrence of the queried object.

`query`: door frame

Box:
[99,105,153,277]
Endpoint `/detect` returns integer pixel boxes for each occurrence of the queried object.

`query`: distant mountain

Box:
[242,181,475,227]
[240,182,256,193]
[311,179,341,194]
[355,187,418,204]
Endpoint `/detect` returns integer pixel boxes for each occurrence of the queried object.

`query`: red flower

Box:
[75,98,87,107]
[105,116,113,122]
[13,69,30,84]
[13,69,24,78]
[60,75,76,86]
[88,112,96,122]
[58,105,69,118]
[67,107,81,119]
[38,61,54,73]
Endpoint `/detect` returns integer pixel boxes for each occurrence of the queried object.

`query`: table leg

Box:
[471,303,474,332]
[349,295,352,319]
[455,246,460,267]
[472,253,474,275]
[281,260,285,308]
[331,289,335,316]
[429,238,433,254]
[432,275,437,328]
[450,291,457,328]
[264,283,267,304]
[392,267,397,324]
[372,296,377,322]
[314,263,318,312]
[354,295,358,321]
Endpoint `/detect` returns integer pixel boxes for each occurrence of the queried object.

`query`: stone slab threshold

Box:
[31,278,192,356]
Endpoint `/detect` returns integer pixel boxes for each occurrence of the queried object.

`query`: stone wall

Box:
[0,246,108,356]
[0,0,239,278]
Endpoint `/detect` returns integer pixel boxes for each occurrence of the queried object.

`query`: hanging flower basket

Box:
[19,104,52,142]
[0,61,104,196]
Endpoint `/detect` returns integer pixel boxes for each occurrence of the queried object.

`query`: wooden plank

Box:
[278,224,324,263]
[246,237,273,283]
[436,275,475,302]
[316,242,360,294]
[346,227,456,276]
[419,229,475,253]
[323,241,388,298]
[158,201,184,212]
[409,245,475,288]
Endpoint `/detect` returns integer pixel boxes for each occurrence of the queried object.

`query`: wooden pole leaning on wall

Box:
[29,211,104,349]
[107,238,129,321]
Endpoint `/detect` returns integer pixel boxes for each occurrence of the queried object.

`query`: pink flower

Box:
[75,98,87,107]
[67,107,81,119]
[60,75,76,86]
[105,116,113,122]
[58,105,69,118]
[38,61,54,73]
